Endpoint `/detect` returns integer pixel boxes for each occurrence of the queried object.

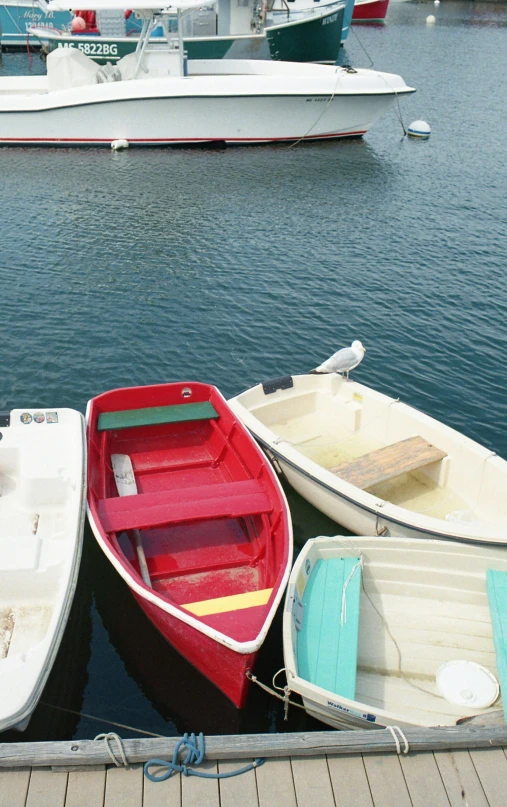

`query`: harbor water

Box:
[0,0,506,741]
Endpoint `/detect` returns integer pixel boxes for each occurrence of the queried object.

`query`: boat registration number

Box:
[57,41,119,58]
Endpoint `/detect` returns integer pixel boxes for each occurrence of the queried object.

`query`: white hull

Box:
[283,535,507,730]
[228,374,507,545]
[0,56,414,146]
[0,408,86,732]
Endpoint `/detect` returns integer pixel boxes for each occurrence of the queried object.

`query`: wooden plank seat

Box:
[330,435,447,490]
[182,588,273,617]
[297,557,362,698]
[486,569,507,720]
[98,400,219,431]
[97,479,273,533]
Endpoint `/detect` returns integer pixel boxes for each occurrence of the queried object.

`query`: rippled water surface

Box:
[1,0,506,740]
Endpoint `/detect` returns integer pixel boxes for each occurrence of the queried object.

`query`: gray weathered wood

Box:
[469,747,507,807]
[330,436,446,490]
[290,756,335,807]
[327,754,374,807]
[3,726,507,768]
[399,752,450,807]
[434,750,489,807]
[66,768,106,807]
[0,766,31,807]
[256,757,297,807]
[217,759,258,807]
[363,755,412,807]
[25,767,68,807]
[104,764,143,807]
[181,759,219,807]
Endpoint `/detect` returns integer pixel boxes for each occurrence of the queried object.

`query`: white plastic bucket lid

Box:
[436,660,499,708]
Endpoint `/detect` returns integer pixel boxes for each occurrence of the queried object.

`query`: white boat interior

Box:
[0,408,86,732]
[285,536,507,729]
[229,374,507,542]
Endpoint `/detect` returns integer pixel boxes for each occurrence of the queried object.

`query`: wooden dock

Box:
[1,726,507,806]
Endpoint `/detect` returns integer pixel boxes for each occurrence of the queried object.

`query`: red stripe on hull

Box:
[133,591,255,708]
[0,131,367,146]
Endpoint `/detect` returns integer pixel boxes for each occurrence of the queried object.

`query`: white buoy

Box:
[426,14,436,23]
[407,120,431,138]
[434,0,440,5]
[111,139,129,150]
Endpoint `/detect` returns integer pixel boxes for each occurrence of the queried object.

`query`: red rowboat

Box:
[86,381,292,708]
[353,0,389,22]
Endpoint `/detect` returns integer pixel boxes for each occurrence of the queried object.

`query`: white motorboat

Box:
[228,373,507,545]
[0,0,415,148]
[283,535,507,730]
[0,407,86,732]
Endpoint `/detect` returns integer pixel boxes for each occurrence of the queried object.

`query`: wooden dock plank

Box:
[290,756,335,807]
[66,769,106,807]
[291,756,335,807]
[256,757,297,807]
[469,747,507,807]
[104,764,143,807]
[6,727,507,767]
[0,767,31,807]
[399,752,449,807]
[143,768,181,807]
[218,759,259,807]
[327,754,373,807]
[181,760,219,807]
[434,750,488,807]
[330,436,446,490]
[362,755,412,807]
[25,767,68,807]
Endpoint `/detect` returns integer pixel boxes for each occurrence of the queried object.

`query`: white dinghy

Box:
[284,535,507,730]
[228,374,507,545]
[0,408,86,732]
[0,0,414,147]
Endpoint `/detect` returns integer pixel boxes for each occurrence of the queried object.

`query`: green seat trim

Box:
[98,401,219,431]
[486,569,507,720]
[297,556,361,699]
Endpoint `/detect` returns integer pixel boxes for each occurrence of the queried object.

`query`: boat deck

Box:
[1,743,507,807]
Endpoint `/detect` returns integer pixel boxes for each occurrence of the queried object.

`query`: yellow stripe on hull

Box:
[183,588,273,617]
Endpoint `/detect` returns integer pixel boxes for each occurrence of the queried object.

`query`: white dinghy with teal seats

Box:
[283,535,507,730]
[0,407,86,732]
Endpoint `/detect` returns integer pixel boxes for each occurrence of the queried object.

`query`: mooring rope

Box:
[40,701,167,738]
[246,669,306,720]
[144,733,265,782]
[386,725,410,755]
[94,733,129,767]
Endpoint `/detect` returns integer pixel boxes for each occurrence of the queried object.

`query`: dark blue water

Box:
[1,0,507,741]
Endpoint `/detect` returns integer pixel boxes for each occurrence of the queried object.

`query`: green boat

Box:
[31,0,345,65]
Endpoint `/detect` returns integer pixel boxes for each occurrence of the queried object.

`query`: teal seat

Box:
[486,569,507,720]
[297,556,361,699]
[98,401,219,431]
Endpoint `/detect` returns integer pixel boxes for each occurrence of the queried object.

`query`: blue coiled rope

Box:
[144,732,265,782]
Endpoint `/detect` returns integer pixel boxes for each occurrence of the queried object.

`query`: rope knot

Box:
[386,725,410,755]
[94,732,129,768]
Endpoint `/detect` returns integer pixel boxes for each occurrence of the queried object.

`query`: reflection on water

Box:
[0,0,506,740]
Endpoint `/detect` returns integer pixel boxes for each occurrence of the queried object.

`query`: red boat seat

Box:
[97,479,273,533]
[97,400,219,431]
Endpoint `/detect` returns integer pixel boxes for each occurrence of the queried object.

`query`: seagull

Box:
[310,340,366,379]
